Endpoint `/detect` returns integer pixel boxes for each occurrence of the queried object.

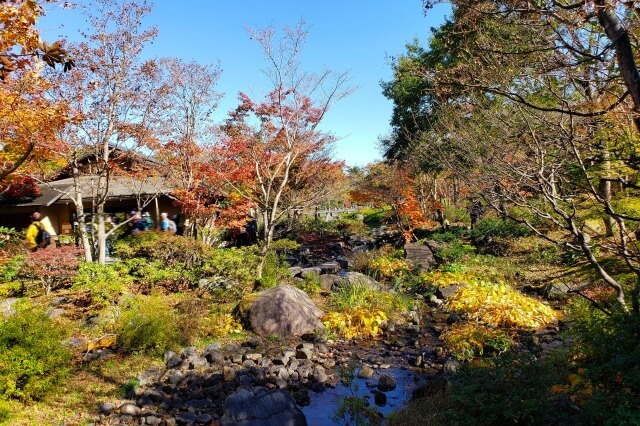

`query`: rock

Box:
[188,356,208,370]
[146,415,162,426]
[197,413,213,424]
[444,358,462,373]
[168,370,184,385]
[313,365,328,383]
[335,257,350,269]
[300,267,322,278]
[373,390,387,406]
[296,348,313,360]
[98,402,115,414]
[423,239,444,254]
[244,353,263,362]
[118,402,140,416]
[223,366,237,382]
[429,295,444,306]
[204,347,225,364]
[0,298,17,316]
[181,346,198,358]
[288,266,302,277]
[318,274,343,293]
[340,272,380,290]
[446,313,461,324]
[223,342,241,354]
[176,411,198,424]
[46,307,65,319]
[436,285,459,300]
[245,336,262,348]
[239,284,324,338]
[165,354,183,369]
[318,262,340,274]
[404,242,436,270]
[221,388,307,426]
[377,374,397,391]
[358,366,375,379]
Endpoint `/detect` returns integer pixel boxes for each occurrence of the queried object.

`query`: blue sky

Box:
[39,1,451,166]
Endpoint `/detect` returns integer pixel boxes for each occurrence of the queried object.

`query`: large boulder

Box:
[404,242,436,270]
[221,388,307,426]
[239,285,324,337]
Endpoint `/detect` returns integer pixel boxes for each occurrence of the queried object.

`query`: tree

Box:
[219,21,352,279]
[155,58,236,244]
[49,0,166,263]
[350,161,434,240]
[0,0,74,80]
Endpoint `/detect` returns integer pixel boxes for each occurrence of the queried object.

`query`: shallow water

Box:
[301,368,420,425]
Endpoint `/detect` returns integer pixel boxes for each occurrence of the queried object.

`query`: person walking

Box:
[25,212,50,251]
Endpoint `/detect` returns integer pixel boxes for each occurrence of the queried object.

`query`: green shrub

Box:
[73,262,131,306]
[567,300,640,423]
[123,258,192,292]
[110,294,181,355]
[0,305,72,402]
[257,251,292,290]
[471,218,531,244]
[444,355,568,425]
[436,240,476,263]
[295,274,322,296]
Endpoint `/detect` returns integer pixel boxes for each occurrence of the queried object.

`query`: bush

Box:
[0,305,72,402]
[566,300,640,423]
[73,262,131,306]
[442,323,512,361]
[447,280,561,329]
[21,246,82,294]
[435,241,476,263]
[109,294,181,355]
[470,218,531,255]
[257,250,293,290]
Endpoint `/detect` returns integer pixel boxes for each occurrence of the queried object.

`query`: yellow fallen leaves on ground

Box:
[447,281,561,329]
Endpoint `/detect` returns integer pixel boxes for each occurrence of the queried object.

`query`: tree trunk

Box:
[599,144,615,237]
[596,1,640,132]
[73,165,92,262]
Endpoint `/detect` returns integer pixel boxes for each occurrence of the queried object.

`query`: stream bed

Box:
[302,367,422,424]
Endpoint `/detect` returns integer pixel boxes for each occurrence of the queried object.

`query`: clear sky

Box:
[39,1,451,167]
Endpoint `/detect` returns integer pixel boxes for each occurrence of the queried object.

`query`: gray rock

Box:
[98,402,115,414]
[168,370,184,385]
[118,402,140,416]
[197,413,213,424]
[404,242,436,270]
[444,358,462,373]
[318,262,340,274]
[244,353,263,362]
[318,274,343,293]
[223,366,237,382]
[358,366,374,379]
[221,388,307,426]
[176,411,198,424]
[288,266,302,277]
[146,416,162,426]
[204,348,225,364]
[188,356,208,370]
[313,365,328,383]
[423,240,444,254]
[240,285,324,337]
[166,355,183,369]
[299,267,322,278]
[181,346,198,358]
[46,307,65,319]
[378,373,397,391]
[429,294,444,306]
[341,272,380,290]
[436,285,459,300]
[0,298,17,316]
[296,348,313,360]
[335,257,350,269]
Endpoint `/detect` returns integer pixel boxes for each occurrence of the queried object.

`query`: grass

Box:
[1,353,157,425]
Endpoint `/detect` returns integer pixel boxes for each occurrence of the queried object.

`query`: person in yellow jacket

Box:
[25,212,45,251]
